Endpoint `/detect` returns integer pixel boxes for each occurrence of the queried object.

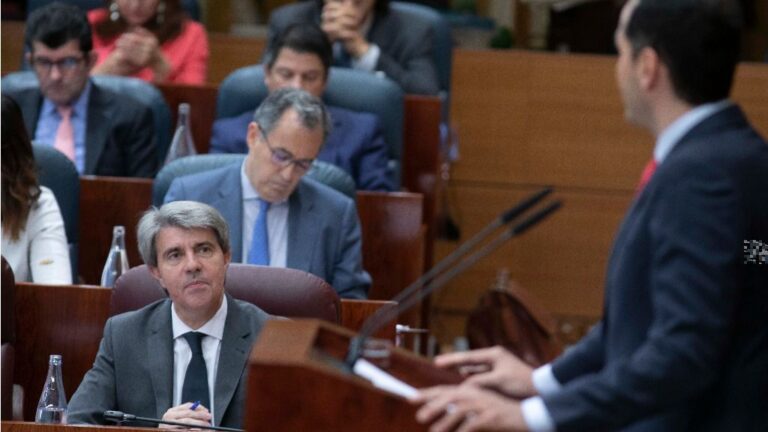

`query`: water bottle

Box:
[163,102,197,165]
[35,354,68,424]
[100,225,130,288]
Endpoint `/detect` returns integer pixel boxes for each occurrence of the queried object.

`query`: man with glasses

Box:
[7,2,157,177]
[164,88,371,299]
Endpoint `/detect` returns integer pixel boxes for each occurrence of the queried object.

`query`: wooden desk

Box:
[1,422,148,432]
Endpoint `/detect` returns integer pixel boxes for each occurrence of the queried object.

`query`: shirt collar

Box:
[42,79,92,118]
[239,160,289,204]
[171,295,228,341]
[654,99,731,163]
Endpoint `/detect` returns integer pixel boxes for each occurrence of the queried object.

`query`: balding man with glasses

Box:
[7,2,157,178]
[164,88,371,299]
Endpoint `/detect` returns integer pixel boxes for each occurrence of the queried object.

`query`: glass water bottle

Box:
[100,225,130,288]
[35,354,67,424]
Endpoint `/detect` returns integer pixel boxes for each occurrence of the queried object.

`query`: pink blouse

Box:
[88,9,209,84]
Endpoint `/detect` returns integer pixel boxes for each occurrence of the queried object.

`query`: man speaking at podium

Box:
[415,0,768,431]
[68,201,271,428]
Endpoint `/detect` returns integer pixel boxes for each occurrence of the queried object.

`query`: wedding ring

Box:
[445,403,458,415]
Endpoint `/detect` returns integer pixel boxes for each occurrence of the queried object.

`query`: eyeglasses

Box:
[259,126,314,173]
[31,56,85,74]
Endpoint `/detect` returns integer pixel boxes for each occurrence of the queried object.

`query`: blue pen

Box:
[190,400,201,411]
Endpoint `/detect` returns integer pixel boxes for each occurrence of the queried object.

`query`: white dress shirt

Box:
[171,296,228,423]
[240,163,289,266]
[520,99,733,432]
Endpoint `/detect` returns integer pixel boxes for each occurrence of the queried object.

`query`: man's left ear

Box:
[149,265,166,287]
[85,51,98,71]
[637,47,660,90]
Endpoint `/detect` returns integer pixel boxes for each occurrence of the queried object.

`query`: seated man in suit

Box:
[68,201,271,428]
[415,1,768,431]
[167,88,371,299]
[268,0,439,95]
[211,23,393,191]
[6,3,157,177]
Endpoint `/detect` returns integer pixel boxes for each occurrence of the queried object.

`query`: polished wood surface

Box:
[245,319,461,432]
[207,33,265,84]
[78,177,153,285]
[340,299,397,341]
[1,21,25,73]
[13,283,111,420]
[157,83,219,154]
[1,421,150,432]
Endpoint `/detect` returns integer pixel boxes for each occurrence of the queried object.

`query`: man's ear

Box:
[636,46,661,91]
[85,51,97,71]
[149,265,165,287]
[246,122,260,152]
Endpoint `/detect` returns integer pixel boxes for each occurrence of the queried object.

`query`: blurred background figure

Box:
[1,94,72,285]
[268,0,439,95]
[89,0,208,84]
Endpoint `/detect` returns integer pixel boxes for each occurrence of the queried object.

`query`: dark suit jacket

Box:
[67,294,270,428]
[7,83,158,177]
[210,105,393,191]
[268,2,439,95]
[164,163,371,299]
[544,105,768,431]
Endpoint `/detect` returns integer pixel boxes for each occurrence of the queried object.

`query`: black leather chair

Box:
[111,264,341,323]
[152,154,357,206]
[31,145,80,279]
[2,72,172,167]
[216,65,404,188]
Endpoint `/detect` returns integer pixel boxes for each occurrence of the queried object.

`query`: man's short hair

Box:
[625,0,743,105]
[252,87,332,141]
[25,1,93,54]
[313,0,389,15]
[137,201,231,267]
[264,23,333,76]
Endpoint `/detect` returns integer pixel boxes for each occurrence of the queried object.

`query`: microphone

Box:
[345,187,562,367]
[103,410,244,432]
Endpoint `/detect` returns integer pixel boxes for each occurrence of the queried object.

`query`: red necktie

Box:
[636,158,658,193]
[54,106,75,162]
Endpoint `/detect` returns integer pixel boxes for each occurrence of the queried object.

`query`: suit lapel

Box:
[84,85,113,175]
[213,295,253,426]
[146,300,174,418]
[212,167,245,262]
[286,180,318,271]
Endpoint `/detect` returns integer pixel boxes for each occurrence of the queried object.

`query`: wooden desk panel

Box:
[78,177,153,285]
[207,33,265,85]
[157,83,219,155]
[14,284,111,421]
[1,422,149,432]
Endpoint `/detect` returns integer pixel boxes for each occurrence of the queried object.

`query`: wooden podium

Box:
[244,320,462,432]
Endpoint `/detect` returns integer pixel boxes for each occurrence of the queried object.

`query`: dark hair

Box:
[1,95,41,241]
[93,0,186,45]
[264,23,332,76]
[624,0,743,105]
[313,0,389,15]
[25,1,93,54]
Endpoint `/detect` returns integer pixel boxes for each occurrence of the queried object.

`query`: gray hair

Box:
[137,201,231,267]
[252,87,332,141]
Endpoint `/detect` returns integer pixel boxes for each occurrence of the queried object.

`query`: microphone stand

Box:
[104,410,244,432]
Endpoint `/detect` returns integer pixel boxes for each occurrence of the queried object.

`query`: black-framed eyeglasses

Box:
[259,126,314,173]
[31,56,85,74]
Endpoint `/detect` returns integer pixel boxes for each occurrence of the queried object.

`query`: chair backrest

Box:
[27,0,202,20]
[2,72,172,167]
[111,264,341,323]
[31,145,80,277]
[216,65,404,187]
[152,154,357,206]
[2,257,16,345]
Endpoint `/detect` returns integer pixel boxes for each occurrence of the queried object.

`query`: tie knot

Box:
[182,331,205,354]
[57,105,73,119]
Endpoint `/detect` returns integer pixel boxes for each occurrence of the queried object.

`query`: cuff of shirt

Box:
[532,363,562,397]
[521,396,557,432]
[351,43,380,72]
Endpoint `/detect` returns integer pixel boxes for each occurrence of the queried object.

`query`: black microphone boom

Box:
[345,187,561,367]
[104,410,244,432]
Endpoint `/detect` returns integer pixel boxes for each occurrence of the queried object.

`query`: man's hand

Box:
[414,385,529,432]
[320,1,370,58]
[435,346,536,399]
[160,402,212,428]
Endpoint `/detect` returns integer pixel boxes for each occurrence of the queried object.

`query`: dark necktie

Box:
[181,332,210,409]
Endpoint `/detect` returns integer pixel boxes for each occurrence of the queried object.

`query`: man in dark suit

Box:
[167,88,371,299]
[268,0,439,95]
[211,23,393,191]
[7,3,157,178]
[415,1,768,431]
[68,201,271,428]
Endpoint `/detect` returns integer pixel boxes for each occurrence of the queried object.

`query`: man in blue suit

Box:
[210,24,393,192]
[166,88,371,300]
[415,1,768,431]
